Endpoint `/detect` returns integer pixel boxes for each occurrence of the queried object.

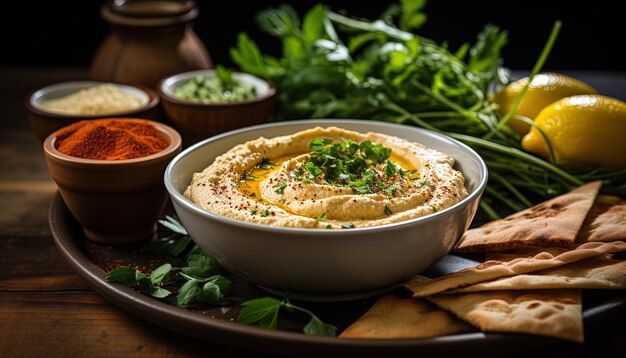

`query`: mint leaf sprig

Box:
[238,296,337,336]
[106,263,174,299]
[106,215,337,336]
[106,253,231,307]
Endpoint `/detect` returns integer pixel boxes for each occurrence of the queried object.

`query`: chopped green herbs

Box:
[172,65,257,103]
[275,180,287,194]
[384,205,393,215]
[250,208,258,215]
[297,137,405,196]
[257,158,277,170]
[260,209,269,217]
[242,174,257,182]
[316,212,326,222]
[341,223,356,229]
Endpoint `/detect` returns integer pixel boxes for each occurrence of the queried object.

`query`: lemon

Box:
[521,94,626,170]
[493,72,597,135]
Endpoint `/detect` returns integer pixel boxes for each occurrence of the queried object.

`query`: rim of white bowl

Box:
[164,119,489,235]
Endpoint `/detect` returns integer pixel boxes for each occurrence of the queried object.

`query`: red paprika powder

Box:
[55,119,169,160]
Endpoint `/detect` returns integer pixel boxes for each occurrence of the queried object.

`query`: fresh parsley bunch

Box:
[229,0,625,218]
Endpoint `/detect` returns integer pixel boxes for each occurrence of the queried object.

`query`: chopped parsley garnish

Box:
[416,179,432,189]
[341,223,355,229]
[385,160,398,177]
[294,138,407,196]
[279,198,287,204]
[325,224,332,229]
[432,206,439,213]
[384,205,392,215]
[257,158,277,170]
[260,209,269,217]
[275,180,287,194]
[241,174,257,182]
[250,209,257,215]
[250,193,256,197]
[316,212,326,222]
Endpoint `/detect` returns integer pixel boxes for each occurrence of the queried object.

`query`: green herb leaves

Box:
[106,215,337,337]
[238,296,337,336]
[106,252,230,307]
[274,180,287,194]
[106,264,173,299]
[257,158,277,170]
[299,137,400,196]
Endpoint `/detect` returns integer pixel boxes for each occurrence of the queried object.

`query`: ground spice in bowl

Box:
[55,119,169,160]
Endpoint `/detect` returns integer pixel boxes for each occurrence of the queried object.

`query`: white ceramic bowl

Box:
[164,120,488,300]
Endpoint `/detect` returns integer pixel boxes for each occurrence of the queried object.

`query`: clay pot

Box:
[89,0,212,89]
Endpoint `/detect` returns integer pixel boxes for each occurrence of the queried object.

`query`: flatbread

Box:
[405,241,626,297]
[425,288,583,342]
[454,181,602,252]
[339,294,474,339]
[577,195,626,243]
[446,257,626,293]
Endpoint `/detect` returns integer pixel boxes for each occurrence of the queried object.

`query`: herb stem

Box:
[488,20,562,135]
[479,200,500,220]
[451,133,583,186]
[485,185,524,212]
[490,172,533,208]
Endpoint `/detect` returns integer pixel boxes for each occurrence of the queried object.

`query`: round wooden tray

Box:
[49,193,626,357]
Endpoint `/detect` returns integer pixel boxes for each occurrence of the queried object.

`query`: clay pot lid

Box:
[101,0,198,27]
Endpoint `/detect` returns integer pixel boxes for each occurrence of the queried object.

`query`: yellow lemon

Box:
[493,72,597,135]
[521,94,626,170]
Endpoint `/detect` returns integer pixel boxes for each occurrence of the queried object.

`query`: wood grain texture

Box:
[0,292,269,358]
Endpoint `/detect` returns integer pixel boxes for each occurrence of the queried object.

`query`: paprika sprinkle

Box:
[55,119,169,160]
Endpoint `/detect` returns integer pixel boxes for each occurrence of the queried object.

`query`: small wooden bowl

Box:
[157,69,275,147]
[43,119,182,245]
[26,81,160,142]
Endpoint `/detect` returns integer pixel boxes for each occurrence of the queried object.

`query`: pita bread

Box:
[577,195,626,243]
[454,181,601,252]
[339,294,474,339]
[405,241,626,297]
[446,257,626,293]
[425,288,583,342]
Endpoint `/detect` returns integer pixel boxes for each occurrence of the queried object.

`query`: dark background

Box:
[2,0,624,71]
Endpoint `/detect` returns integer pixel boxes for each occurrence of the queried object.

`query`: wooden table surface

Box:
[1,68,625,358]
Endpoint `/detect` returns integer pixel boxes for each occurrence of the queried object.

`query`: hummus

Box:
[184,127,467,228]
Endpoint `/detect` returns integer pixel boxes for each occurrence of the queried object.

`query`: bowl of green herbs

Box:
[158,66,276,147]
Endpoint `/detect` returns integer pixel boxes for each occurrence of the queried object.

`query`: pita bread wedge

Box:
[425,289,583,342]
[405,241,626,297]
[339,294,474,339]
[455,181,601,252]
[447,257,626,293]
[577,195,626,243]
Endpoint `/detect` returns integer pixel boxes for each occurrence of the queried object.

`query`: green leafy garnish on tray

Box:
[106,215,335,336]
[238,297,337,336]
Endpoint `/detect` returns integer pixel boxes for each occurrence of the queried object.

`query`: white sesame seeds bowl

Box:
[164,119,487,301]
